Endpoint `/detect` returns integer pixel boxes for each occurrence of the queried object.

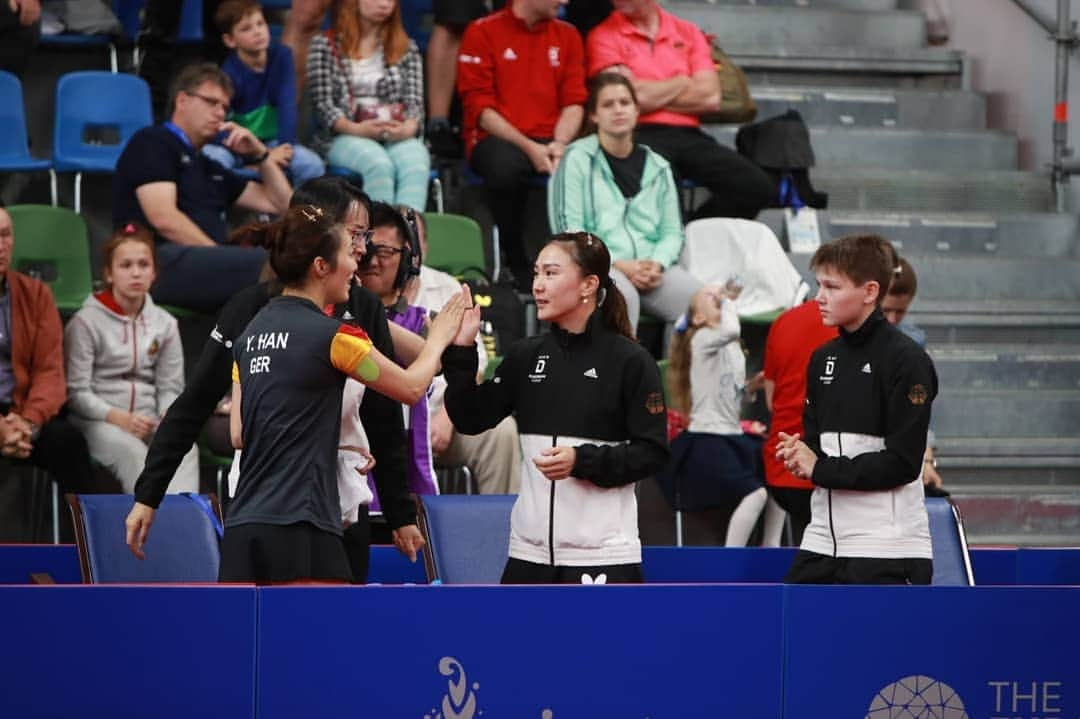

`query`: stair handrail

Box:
[1012,0,1079,211]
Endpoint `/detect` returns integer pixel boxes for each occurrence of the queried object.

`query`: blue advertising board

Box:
[258,584,785,719]
[783,586,1079,719]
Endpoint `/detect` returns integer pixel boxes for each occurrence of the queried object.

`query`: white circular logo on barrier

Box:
[867,675,968,719]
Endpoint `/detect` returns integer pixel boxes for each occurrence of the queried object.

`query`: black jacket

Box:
[133,283,415,529]
[801,309,937,558]
[443,313,669,566]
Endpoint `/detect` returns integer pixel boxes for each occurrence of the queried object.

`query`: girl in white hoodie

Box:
[64,224,200,493]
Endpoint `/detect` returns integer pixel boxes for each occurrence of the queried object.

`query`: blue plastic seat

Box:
[926,496,975,586]
[417,494,516,584]
[0,71,51,175]
[67,493,222,583]
[177,0,202,43]
[50,71,152,213]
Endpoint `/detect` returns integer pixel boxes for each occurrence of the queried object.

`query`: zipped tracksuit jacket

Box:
[547,134,684,268]
[443,315,670,567]
[801,310,937,560]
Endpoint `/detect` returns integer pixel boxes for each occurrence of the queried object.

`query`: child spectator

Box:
[204,0,325,186]
[777,235,938,585]
[308,0,429,210]
[658,285,767,546]
[64,224,199,494]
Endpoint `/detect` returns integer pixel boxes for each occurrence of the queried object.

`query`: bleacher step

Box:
[788,255,1080,301]
[760,210,1078,258]
[951,490,1080,547]
[808,168,1051,212]
[733,46,964,88]
[676,0,898,10]
[668,4,927,50]
[932,388,1080,438]
[747,86,986,130]
[706,126,1017,171]
[931,345,1080,391]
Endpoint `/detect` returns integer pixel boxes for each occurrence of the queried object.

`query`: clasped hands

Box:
[775,432,817,481]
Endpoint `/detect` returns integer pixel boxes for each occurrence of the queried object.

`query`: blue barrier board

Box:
[783,585,1080,718]
[0,586,257,718]
[258,584,784,718]
[0,543,81,583]
[1016,547,1080,585]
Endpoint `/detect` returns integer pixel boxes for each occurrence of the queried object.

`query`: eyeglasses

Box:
[185,91,231,114]
[349,227,374,250]
[367,243,405,260]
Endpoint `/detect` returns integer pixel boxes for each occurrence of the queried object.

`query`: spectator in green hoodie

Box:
[548,72,699,335]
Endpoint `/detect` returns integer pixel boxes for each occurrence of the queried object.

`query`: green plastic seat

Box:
[7,204,92,314]
[482,355,503,382]
[423,212,487,279]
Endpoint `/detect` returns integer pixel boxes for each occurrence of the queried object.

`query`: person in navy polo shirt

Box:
[113,63,293,313]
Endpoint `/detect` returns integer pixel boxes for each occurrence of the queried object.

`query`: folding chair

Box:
[51,71,153,212]
[67,493,222,583]
[680,218,809,325]
[6,204,93,315]
[0,71,52,178]
[422,212,487,278]
[925,496,975,586]
[416,494,515,584]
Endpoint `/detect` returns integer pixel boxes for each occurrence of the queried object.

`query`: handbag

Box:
[698,37,757,125]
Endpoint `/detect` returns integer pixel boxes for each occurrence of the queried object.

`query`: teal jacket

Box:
[548,134,685,268]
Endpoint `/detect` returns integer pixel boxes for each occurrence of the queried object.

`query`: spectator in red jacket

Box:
[457,0,587,291]
[0,206,95,499]
[761,299,837,544]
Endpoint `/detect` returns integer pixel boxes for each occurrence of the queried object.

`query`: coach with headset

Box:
[358,202,521,499]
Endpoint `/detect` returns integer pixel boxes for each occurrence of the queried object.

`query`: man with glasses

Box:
[113,63,293,313]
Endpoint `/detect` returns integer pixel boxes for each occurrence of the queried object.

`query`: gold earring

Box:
[581,295,589,304]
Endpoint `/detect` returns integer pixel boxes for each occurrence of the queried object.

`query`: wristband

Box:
[249,150,270,165]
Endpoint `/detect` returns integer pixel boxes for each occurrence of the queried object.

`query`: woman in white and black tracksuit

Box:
[443,232,670,584]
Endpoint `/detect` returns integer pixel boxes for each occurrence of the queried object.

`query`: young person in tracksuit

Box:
[443,232,670,584]
[776,234,937,585]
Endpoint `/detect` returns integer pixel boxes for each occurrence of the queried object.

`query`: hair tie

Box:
[674,313,689,334]
[123,223,137,235]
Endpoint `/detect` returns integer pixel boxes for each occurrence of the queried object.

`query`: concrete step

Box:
[761,211,1079,258]
[807,169,1051,212]
[911,301,1080,344]
[937,437,1080,486]
[676,0,898,9]
[747,86,986,130]
[951,489,1080,547]
[932,388,1080,438]
[732,46,965,88]
[788,256,1080,301]
[706,125,1017,171]
[930,345,1080,390]
[669,3,927,49]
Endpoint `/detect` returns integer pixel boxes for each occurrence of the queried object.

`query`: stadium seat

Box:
[926,496,975,586]
[422,212,486,278]
[51,71,153,213]
[416,494,515,583]
[681,218,809,324]
[67,493,222,583]
[0,71,52,176]
[6,204,93,315]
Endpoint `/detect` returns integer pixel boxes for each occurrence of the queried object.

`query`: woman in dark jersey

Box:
[222,205,466,583]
